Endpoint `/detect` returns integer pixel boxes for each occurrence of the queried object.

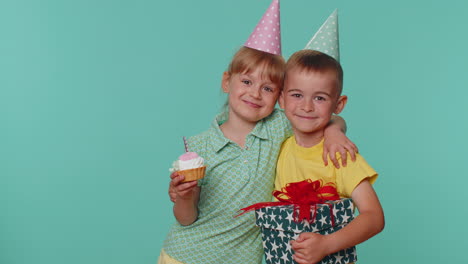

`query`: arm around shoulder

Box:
[328,115,347,133]
[323,115,359,168]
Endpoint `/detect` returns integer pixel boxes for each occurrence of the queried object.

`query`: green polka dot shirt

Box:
[163,109,291,264]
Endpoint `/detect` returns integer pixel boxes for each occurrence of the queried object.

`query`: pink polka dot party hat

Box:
[244,0,281,55]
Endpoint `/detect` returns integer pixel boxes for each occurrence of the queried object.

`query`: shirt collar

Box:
[210,111,271,153]
[211,111,231,153]
[250,117,269,140]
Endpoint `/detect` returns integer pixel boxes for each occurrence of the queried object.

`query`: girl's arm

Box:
[291,180,384,264]
[170,172,200,226]
[323,115,359,168]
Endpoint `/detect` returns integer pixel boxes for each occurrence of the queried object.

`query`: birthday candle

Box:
[183,136,189,152]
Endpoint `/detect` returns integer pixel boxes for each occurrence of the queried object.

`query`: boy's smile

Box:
[279,69,347,146]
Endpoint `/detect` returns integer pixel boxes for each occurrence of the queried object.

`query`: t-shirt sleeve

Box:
[336,153,378,197]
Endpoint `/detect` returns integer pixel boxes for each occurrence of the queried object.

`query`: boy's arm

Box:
[323,115,358,168]
[170,172,200,226]
[326,180,384,251]
[291,180,384,264]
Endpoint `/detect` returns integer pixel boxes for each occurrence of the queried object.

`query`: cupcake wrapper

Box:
[179,166,206,182]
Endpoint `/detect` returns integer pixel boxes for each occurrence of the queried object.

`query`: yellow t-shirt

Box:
[275,136,378,197]
[158,249,185,264]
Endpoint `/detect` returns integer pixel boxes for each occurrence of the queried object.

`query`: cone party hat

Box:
[244,0,281,55]
[304,9,339,61]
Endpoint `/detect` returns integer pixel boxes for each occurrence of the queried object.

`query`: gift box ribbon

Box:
[238,179,340,224]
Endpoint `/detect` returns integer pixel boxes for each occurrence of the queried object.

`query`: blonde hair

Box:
[227,46,285,90]
[286,50,343,94]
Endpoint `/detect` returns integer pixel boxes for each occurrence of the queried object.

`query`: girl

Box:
[158,46,356,264]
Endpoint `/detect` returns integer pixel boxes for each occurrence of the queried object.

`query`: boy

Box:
[275,49,385,264]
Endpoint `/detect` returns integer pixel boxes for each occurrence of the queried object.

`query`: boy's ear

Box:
[278,91,285,109]
[221,72,230,93]
[334,95,348,115]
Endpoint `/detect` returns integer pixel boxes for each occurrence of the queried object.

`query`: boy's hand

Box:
[291,232,330,264]
[323,128,358,168]
[169,172,198,202]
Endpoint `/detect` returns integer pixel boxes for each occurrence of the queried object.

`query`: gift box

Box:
[255,198,357,264]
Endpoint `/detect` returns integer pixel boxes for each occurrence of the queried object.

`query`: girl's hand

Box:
[169,172,178,202]
[323,127,358,168]
[170,171,200,226]
[291,233,330,264]
[169,172,198,202]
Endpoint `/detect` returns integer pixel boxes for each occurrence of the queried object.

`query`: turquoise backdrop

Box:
[2,0,467,263]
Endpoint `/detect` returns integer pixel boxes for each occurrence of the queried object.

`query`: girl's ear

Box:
[221,72,231,93]
[334,95,348,115]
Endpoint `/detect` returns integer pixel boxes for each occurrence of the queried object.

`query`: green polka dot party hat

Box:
[304,9,340,61]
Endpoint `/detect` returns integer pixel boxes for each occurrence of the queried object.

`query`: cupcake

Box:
[170,152,206,182]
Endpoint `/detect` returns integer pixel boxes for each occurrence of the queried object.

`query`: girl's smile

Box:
[242,99,262,108]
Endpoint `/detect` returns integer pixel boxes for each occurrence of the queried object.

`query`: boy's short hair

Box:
[286,50,343,94]
[228,46,286,90]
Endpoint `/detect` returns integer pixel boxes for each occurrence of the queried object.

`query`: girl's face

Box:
[222,66,280,125]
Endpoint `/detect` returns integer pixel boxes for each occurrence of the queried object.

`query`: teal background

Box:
[1,0,467,263]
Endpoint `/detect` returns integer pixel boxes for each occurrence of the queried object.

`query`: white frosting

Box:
[169,156,204,172]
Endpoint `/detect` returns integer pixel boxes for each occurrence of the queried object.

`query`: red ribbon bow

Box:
[238,179,340,224]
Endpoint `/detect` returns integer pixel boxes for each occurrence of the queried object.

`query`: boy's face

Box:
[279,68,347,137]
[222,66,280,125]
